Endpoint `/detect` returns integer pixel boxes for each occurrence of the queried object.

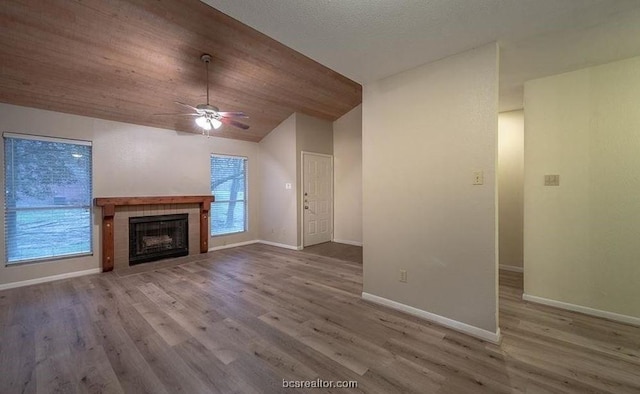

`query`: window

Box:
[4,133,92,264]
[210,155,247,236]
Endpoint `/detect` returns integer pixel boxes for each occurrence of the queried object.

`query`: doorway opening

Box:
[301,151,333,248]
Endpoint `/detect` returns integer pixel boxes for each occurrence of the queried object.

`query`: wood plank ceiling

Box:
[0,0,362,142]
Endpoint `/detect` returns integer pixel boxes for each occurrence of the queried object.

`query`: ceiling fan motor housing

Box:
[196,104,220,113]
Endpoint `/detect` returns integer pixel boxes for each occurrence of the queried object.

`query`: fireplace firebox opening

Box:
[129,214,189,265]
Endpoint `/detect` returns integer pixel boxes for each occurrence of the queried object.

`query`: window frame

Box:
[210,154,248,237]
[3,132,93,265]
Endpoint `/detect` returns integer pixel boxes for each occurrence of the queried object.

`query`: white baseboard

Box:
[209,240,259,252]
[499,264,523,273]
[522,293,640,327]
[258,240,302,250]
[208,240,302,252]
[332,239,363,247]
[362,292,501,344]
[0,268,101,291]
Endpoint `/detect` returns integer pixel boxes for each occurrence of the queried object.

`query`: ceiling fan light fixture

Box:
[196,115,211,130]
[162,54,249,134]
[210,118,222,130]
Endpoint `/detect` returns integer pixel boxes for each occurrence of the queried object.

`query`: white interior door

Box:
[303,152,333,247]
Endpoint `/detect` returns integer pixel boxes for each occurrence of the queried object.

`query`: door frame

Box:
[300,151,334,249]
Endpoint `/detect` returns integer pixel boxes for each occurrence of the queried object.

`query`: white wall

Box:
[498,110,524,269]
[362,44,499,336]
[296,113,333,246]
[296,113,334,156]
[0,103,259,285]
[524,55,640,319]
[256,113,333,248]
[258,114,298,246]
[333,105,362,245]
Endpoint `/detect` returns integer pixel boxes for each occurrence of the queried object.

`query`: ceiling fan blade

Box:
[219,117,250,130]
[218,111,248,118]
[153,112,199,116]
[174,101,201,112]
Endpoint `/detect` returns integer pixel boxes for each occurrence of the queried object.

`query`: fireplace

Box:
[129,214,189,265]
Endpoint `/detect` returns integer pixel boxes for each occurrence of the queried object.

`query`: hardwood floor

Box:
[300,242,363,264]
[1,244,639,393]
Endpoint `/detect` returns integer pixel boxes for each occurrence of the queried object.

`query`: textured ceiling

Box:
[202,0,640,111]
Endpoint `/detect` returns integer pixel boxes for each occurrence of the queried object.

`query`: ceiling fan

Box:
[158,54,249,135]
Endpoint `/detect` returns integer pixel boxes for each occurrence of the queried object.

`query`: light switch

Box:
[473,170,484,185]
[544,175,560,186]
[285,183,292,190]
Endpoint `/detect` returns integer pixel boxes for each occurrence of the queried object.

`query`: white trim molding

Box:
[332,239,363,247]
[209,240,302,251]
[0,268,101,291]
[208,240,259,252]
[362,292,502,344]
[499,264,523,273]
[523,293,640,327]
[258,240,302,250]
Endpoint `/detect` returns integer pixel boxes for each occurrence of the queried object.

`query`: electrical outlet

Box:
[285,183,292,190]
[473,170,484,185]
[399,269,407,283]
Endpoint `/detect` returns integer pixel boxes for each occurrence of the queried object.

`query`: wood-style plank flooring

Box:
[300,242,363,264]
[1,244,639,393]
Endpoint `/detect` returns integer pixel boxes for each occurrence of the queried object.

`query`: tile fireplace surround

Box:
[94,196,214,272]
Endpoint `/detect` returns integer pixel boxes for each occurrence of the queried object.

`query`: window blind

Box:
[210,155,247,236]
[4,133,93,263]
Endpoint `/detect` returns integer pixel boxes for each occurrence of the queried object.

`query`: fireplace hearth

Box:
[129,214,189,265]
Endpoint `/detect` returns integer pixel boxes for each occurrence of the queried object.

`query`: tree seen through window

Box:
[210,155,247,236]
